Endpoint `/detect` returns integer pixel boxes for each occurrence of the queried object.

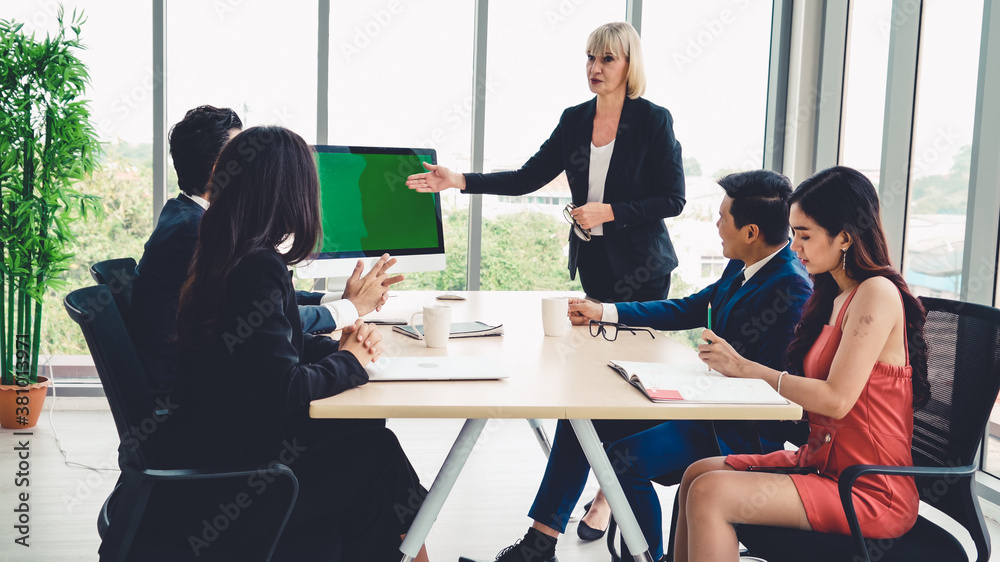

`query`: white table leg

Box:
[399,418,488,562]
[526,418,552,458]
[569,418,655,562]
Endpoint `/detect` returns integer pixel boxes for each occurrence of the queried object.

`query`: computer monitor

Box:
[295,145,446,280]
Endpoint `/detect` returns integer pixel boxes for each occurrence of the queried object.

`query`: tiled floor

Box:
[2,399,999,561]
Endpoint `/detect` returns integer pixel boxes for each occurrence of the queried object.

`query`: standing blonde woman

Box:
[407,21,685,305]
[436,21,685,562]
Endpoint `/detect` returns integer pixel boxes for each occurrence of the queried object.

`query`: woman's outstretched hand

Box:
[405,162,466,192]
[697,329,748,377]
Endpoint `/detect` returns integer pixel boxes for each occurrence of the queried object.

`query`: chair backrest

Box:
[914,297,1000,530]
[64,285,155,469]
[89,258,138,327]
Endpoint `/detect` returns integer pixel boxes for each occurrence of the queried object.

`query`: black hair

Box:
[717,169,793,246]
[168,105,243,197]
[177,126,321,344]
[786,166,929,409]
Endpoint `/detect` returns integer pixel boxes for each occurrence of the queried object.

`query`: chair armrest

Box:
[836,463,977,562]
[135,463,297,485]
[111,463,298,562]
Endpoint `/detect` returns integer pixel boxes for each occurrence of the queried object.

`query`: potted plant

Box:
[0,9,102,429]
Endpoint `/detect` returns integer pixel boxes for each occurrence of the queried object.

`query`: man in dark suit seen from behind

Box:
[132,105,400,395]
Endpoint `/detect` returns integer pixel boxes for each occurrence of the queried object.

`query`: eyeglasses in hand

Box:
[589,320,656,341]
[563,203,592,242]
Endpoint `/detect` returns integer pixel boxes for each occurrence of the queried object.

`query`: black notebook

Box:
[392,321,504,339]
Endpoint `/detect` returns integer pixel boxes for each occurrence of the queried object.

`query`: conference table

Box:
[310,291,802,562]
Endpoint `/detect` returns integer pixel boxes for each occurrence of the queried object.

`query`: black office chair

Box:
[65,285,302,561]
[89,257,138,328]
[735,296,1000,562]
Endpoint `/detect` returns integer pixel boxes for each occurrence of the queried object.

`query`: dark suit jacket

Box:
[169,250,368,468]
[617,243,813,445]
[463,96,685,294]
[132,195,337,392]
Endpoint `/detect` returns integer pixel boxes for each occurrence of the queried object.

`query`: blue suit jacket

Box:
[617,243,813,445]
[132,194,336,392]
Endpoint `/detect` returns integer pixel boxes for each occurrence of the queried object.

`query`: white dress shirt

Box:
[587,139,615,236]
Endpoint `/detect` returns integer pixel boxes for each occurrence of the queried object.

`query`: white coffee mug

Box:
[410,305,452,348]
[541,297,570,337]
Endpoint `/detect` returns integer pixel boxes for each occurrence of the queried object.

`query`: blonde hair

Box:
[586,22,646,99]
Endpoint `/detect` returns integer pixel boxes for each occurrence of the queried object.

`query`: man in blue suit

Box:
[132,106,400,394]
[466,170,811,562]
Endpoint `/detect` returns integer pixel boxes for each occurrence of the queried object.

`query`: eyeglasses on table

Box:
[588,320,656,341]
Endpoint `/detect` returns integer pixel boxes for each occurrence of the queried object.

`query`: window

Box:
[642,0,773,299]
[6,1,154,356]
[326,0,474,291]
[840,0,893,189]
[700,255,725,279]
[167,1,318,142]
[477,0,623,292]
[902,0,982,302]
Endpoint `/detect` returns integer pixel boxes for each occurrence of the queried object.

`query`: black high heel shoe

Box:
[577,499,609,541]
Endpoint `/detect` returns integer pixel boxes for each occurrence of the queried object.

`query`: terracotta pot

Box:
[0,376,52,429]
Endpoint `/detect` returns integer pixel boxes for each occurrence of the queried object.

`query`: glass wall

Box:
[326,0,474,291]
[5,1,154,356]
[642,0,773,345]
[902,0,982,301]
[167,0,318,143]
[475,0,624,292]
[840,0,893,189]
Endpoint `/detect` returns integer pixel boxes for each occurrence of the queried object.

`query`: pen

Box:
[706,302,713,372]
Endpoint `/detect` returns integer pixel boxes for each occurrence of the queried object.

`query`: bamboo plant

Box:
[0,9,102,387]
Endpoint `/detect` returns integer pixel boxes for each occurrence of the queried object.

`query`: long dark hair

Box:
[785,166,929,409]
[177,126,321,346]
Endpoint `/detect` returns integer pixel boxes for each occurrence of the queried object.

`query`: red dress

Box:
[726,286,918,538]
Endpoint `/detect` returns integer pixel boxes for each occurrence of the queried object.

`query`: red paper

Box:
[645,388,684,401]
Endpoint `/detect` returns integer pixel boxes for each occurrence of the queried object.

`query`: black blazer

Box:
[133,194,204,393]
[132,195,338,392]
[170,250,368,467]
[464,96,686,286]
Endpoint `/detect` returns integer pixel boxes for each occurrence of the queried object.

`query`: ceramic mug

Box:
[541,296,570,337]
[410,304,452,348]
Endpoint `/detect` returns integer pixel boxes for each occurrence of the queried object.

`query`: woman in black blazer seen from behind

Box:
[406,22,685,303]
[161,126,430,561]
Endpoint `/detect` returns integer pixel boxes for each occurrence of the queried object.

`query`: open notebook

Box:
[608,360,789,404]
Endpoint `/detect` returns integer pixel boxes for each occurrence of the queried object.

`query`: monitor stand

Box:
[312,276,349,296]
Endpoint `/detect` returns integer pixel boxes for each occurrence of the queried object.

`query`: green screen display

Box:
[314,148,443,256]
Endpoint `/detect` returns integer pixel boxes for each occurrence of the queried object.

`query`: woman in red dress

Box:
[672,166,930,562]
